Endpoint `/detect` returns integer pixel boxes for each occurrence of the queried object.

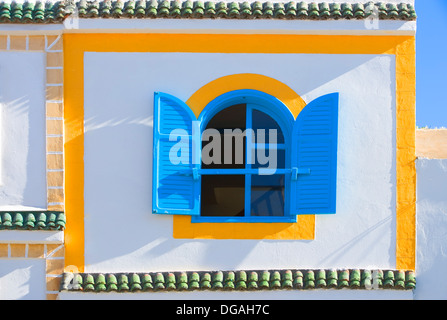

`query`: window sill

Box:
[191,216,297,223]
[173,215,315,240]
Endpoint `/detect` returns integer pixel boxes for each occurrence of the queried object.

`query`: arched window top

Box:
[198,89,295,139]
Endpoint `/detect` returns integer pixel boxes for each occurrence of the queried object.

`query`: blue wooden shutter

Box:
[289,93,339,215]
[152,92,200,216]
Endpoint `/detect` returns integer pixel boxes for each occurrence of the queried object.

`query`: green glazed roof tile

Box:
[0,1,416,23]
[0,211,65,231]
[95,273,107,292]
[106,274,118,291]
[223,271,235,290]
[326,269,338,288]
[83,274,95,291]
[0,0,67,23]
[187,272,199,289]
[166,272,177,290]
[315,269,326,288]
[142,273,154,290]
[118,274,130,291]
[200,272,212,289]
[60,269,416,293]
[130,273,143,291]
[177,272,189,290]
[270,270,281,289]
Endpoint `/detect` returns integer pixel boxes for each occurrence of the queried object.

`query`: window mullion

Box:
[245,104,254,218]
[199,168,289,175]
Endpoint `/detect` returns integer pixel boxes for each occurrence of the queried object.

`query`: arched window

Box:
[199,101,290,222]
[152,89,339,222]
[194,90,296,222]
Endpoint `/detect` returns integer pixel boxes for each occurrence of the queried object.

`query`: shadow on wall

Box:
[22,94,47,208]
[0,50,47,209]
[0,95,46,208]
[0,259,46,300]
[318,215,394,267]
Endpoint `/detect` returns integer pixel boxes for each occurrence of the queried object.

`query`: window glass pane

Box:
[252,109,284,144]
[252,148,285,169]
[251,174,285,217]
[201,175,245,217]
[202,104,246,169]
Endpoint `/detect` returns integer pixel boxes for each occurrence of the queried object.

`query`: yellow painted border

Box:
[64,33,415,271]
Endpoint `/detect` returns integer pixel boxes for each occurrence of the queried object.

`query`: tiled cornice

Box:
[0,211,65,231]
[61,269,416,292]
[0,1,417,23]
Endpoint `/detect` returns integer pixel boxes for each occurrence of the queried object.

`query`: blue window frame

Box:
[194,90,294,223]
[152,89,339,223]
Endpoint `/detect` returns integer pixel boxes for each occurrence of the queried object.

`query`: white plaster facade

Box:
[82,52,397,272]
[0,51,47,210]
[415,159,447,300]
[0,259,46,300]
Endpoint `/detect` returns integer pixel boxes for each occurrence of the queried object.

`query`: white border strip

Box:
[68,19,417,35]
[0,19,416,35]
[0,230,64,243]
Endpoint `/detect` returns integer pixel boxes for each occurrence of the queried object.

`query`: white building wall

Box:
[0,259,46,300]
[415,159,447,300]
[83,52,396,273]
[0,51,47,210]
[59,288,413,300]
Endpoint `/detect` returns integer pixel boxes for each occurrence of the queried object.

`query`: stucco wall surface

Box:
[0,259,46,300]
[0,51,47,210]
[415,159,447,300]
[82,52,397,273]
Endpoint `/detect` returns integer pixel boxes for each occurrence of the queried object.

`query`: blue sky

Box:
[415,0,447,128]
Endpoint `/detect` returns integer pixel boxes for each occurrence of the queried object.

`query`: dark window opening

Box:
[201,103,285,218]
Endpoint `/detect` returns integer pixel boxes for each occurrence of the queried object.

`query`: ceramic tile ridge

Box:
[60,269,416,292]
[0,211,65,231]
[0,1,416,23]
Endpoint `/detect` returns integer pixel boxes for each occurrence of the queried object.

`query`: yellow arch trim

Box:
[173,73,315,240]
[186,73,306,118]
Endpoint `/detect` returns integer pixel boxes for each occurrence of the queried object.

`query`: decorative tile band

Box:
[45,35,65,212]
[0,1,66,23]
[0,211,65,230]
[61,269,416,292]
[0,243,63,258]
[0,35,46,51]
[45,244,65,300]
[0,1,416,23]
